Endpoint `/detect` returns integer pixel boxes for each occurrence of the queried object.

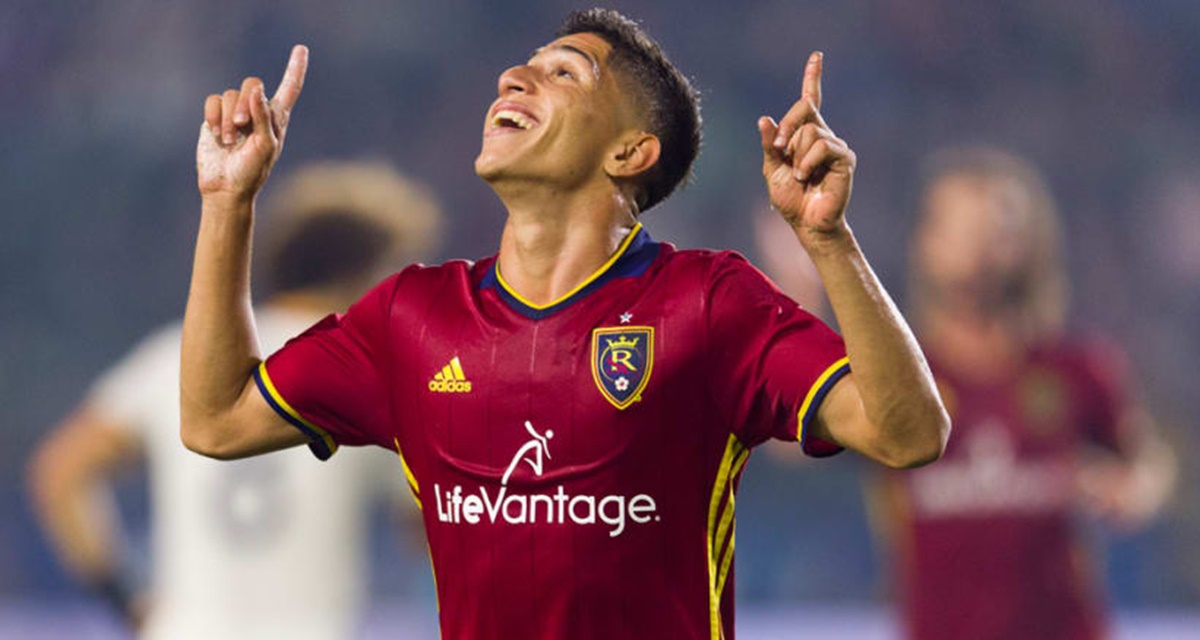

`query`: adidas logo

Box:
[428,356,473,393]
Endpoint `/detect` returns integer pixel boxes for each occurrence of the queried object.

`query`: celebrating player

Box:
[870,148,1177,640]
[181,9,949,639]
[29,161,440,639]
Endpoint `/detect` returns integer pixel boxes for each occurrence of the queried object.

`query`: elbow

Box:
[179,415,238,461]
[882,440,943,470]
[877,408,951,470]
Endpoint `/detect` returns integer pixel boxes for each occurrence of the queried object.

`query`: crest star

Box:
[619,312,633,324]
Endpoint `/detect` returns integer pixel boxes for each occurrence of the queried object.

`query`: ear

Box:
[604,131,661,180]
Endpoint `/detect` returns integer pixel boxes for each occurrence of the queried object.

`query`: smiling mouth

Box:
[490,109,537,131]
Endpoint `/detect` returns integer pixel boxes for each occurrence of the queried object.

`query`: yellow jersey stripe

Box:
[450,356,466,380]
[494,222,643,310]
[256,362,338,456]
[797,356,851,442]
[716,526,737,597]
[714,448,750,598]
[393,437,423,511]
[706,434,744,639]
[712,446,749,563]
[393,437,421,493]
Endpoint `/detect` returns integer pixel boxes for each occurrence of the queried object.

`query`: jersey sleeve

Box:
[87,324,183,439]
[1073,338,1133,455]
[256,273,402,460]
[704,252,849,454]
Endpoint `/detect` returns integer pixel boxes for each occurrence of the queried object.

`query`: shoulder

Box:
[655,246,767,287]
[108,321,186,376]
[399,258,482,287]
[87,321,184,420]
[652,247,799,329]
[359,259,481,307]
[1032,332,1132,392]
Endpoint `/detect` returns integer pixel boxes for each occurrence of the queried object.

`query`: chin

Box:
[474,152,503,182]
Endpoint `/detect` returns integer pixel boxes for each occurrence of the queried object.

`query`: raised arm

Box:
[758,52,949,468]
[180,45,311,459]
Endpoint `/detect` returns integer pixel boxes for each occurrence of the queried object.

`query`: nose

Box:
[497,65,533,96]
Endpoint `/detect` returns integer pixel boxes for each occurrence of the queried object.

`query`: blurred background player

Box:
[27,160,441,640]
[871,147,1177,640]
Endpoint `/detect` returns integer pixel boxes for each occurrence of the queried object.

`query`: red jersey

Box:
[255,224,849,639]
[886,340,1130,640]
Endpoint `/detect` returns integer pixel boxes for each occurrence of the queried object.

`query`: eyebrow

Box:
[531,44,601,77]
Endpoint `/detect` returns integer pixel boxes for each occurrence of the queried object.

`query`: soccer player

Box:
[182,9,949,639]
[28,161,441,640]
[871,148,1177,640]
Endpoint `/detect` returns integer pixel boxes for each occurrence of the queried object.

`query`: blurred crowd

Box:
[2,0,1197,617]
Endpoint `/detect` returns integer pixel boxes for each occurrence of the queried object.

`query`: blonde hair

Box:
[910,147,1067,338]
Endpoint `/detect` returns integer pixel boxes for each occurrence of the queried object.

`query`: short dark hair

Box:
[557,8,701,214]
[266,211,392,294]
[259,161,442,295]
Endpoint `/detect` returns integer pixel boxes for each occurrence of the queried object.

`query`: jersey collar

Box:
[481,223,659,320]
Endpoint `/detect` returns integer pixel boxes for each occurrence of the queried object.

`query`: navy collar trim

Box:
[480,225,659,320]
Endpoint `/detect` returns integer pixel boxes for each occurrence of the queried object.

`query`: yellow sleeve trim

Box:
[256,362,338,457]
[796,356,851,442]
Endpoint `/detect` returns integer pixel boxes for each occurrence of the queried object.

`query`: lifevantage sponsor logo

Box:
[433,421,660,538]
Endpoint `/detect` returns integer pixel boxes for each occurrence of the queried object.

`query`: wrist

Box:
[794,222,858,260]
[89,571,140,623]
[201,187,255,210]
[201,191,256,219]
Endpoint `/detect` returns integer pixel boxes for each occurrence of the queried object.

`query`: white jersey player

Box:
[28,161,442,639]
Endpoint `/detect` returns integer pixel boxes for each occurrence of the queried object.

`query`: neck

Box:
[493,181,637,306]
[921,303,1026,382]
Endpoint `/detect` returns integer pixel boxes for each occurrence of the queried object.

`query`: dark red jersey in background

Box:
[886,340,1130,640]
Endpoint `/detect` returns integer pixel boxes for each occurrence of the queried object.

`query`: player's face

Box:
[475,33,640,189]
[915,174,1035,307]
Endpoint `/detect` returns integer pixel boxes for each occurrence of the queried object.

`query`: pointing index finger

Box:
[801,51,823,110]
[271,45,309,113]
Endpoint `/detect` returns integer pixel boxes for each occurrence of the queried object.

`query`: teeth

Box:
[492,109,534,130]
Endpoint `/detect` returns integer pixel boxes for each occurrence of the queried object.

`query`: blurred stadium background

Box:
[2,0,1197,637]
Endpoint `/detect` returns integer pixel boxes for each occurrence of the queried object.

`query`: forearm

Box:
[803,226,949,465]
[1118,409,1177,526]
[180,195,262,447]
[30,466,123,583]
[27,414,135,585]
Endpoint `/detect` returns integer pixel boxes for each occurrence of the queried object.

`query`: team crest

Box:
[591,326,654,409]
[1018,367,1067,437]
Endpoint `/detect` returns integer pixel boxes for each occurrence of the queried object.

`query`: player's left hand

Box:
[758,52,856,243]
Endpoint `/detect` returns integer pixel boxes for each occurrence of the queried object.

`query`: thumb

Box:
[758,116,783,173]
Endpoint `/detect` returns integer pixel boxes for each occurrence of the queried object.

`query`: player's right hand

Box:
[196,45,308,202]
